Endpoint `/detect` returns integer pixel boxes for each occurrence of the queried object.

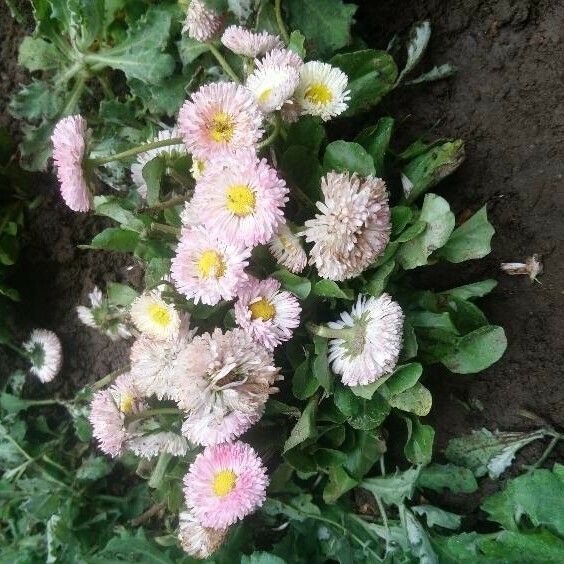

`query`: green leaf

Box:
[400,318,419,361]
[177,36,209,66]
[19,121,55,170]
[395,220,427,243]
[481,464,564,536]
[313,337,334,392]
[439,206,495,262]
[360,467,421,507]
[333,384,361,417]
[412,505,461,530]
[76,455,113,482]
[345,429,386,480]
[313,280,353,300]
[286,117,326,155]
[384,363,423,396]
[263,494,321,522]
[9,81,63,120]
[241,553,286,564]
[479,530,564,562]
[391,205,413,236]
[18,37,63,71]
[403,414,434,464]
[440,279,498,301]
[447,297,489,334]
[129,74,188,118]
[442,325,507,374]
[389,383,432,416]
[348,394,390,430]
[331,50,398,114]
[288,30,306,58]
[0,393,31,414]
[144,257,171,289]
[398,194,456,269]
[405,63,457,86]
[283,396,318,453]
[272,269,311,299]
[106,282,139,306]
[402,140,465,202]
[292,358,319,400]
[403,507,439,564]
[142,156,166,207]
[324,141,375,175]
[287,0,357,57]
[87,228,140,252]
[417,463,478,494]
[323,466,358,504]
[397,21,431,83]
[445,428,547,479]
[364,260,395,297]
[355,117,395,176]
[94,196,144,231]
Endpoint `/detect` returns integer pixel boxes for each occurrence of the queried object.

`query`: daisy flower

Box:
[179,511,228,558]
[171,226,250,305]
[182,0,223,42]
[127,431,189,459]
[171,328,280,445]
[129,291,181,341]
[235,277,301,350]
[190,157,207,181]
[191,149,288,247]
[51,115,92,212]
[76,287,131,341]
[257,48,303,71]
[183,441,268,529]
[89,373,147,457]
[130,129,186,199]
[327,294,404,387]
[302,172,391,281]
[221,25,283,57]
[295,61,350,121]
[268,221,307,273]
[246,64,299,113]
[178,82,263,160]
[23,329,62,383]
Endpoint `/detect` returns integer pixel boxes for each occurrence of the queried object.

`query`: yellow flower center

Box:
[197,250,226,279]
[212,469,237,497]
[147,303,171,327]
[209,111,235,143]
[226,184,256,216]
[258,87,273,103]
[120,393,135,415]
[304,83,333,105]
[249,297,276,321]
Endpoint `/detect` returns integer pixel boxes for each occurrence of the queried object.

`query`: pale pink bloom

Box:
[51,115,92,212]
[178,511,228,558]
[23,329,62,383]
[171,226,250,305]
[127,431,189,458]
[235,277,301,350]
[302,172,391,281]
[178,82,263,160]
[246,64,299,113]
[182,0,223,42]
[171,328,280,445]
[191,149,288,247]
[183,441,269,529]
[268,221,307,273]
[257,48,303,71]
[89,373,146,457]
[328,294,404,387]
[221,25,283,57]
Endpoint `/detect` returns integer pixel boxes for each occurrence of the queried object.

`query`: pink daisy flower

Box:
[51,115,92,212]
[183,441,269,529]
[89,373,147,457]
[256,48,303,71]
[235,277,301,350]
[268,221,307,273]
[182,0,223,42]
[171,226,250,305]
[191,149,288,247]
[178,82,263,160]
[221,25,283,57]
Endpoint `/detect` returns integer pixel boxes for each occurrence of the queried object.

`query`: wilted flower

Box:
[325,294,404,387]
[76,287,131,341]
[221,25,283,57]
[23,329,62,383]
[191,149,288,247]
[268,221,307,273]
[500,254,543,282]
[303,172,391,281]
[51,115,92,212]
[171,226,250,305]
[294,61,350,121]
[183,441,268,529]
[235,277,301,350]
[130,291,181,341]
[178,511,228,558]
[127,431,189,458]
[182,0,223,42]
[172,328,280,445]
[178,82,263,160]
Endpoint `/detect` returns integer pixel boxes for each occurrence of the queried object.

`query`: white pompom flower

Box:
[246,64,299,113]
[23,329,62,383]
[129,291,181,341]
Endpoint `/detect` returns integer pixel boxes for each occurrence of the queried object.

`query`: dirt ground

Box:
[1,0,562,511]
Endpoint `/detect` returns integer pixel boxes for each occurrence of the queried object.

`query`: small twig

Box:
[130,502,166,527]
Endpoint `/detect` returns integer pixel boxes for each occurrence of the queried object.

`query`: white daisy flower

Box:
[246,64,299,113]
[23,329,62,383]
[268,221,307,273]
[325,294,404,387]
[221,25,283,57]
[182,0,223,42]
[129,291,181,341]
[295,61,350,121]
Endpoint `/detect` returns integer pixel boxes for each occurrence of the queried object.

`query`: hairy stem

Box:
[274,0,290,44]
[89,137,184,166]
[207,42,241,83]
[141,194,189,213]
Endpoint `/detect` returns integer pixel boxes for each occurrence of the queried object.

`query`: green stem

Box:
[25,398,66,407]
[97,75,114,99]
[292,184,316,209]
[307,322,354,340]
[62,73,88,116]
[126,407,182,425]
[4,342,29,359]
[142,194,189,213]
[374,495,391,556]
[274,0,290,44]
[257,117,282,150]
[207,42,241,83]
[92,366,130,391]
[168,168,194,188]
[89,137,184,166]
[528,435,561,472]
[150,222,181,237]
[148,453,172,489]
[56,61,84,85]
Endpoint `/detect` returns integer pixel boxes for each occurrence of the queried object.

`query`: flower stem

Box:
[89,137,184,166]
[150,222,181,237]
[148,453,172,489]
[257,117,281,150]
[141,194,189,213]
[206,42,241,83]
[275,0,290,44]
[4,342,29,359]
[92,365,130,391]
[62,72,88,116]
[307,322,353,340]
